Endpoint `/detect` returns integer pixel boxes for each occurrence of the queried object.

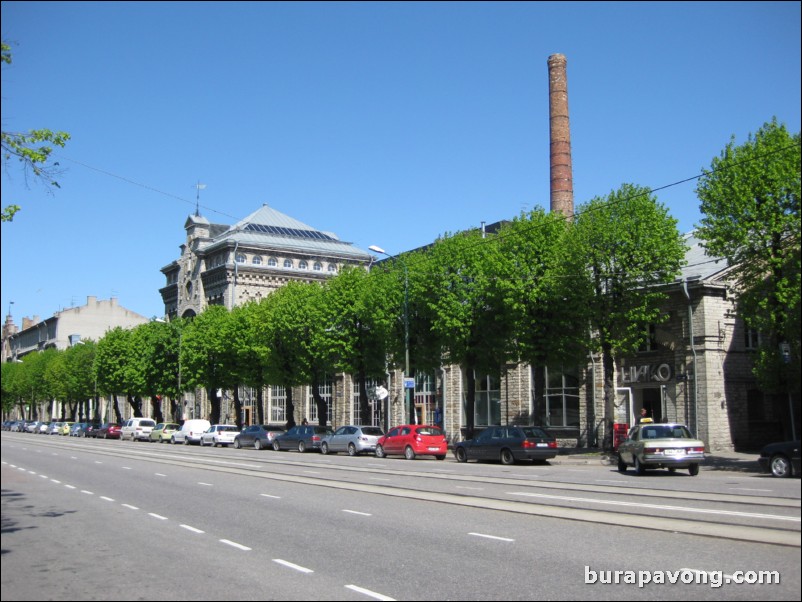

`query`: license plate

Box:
[536,443,548,447]
[664,449,684,455]
[428,447,440,451]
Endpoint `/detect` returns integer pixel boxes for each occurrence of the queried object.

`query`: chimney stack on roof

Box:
[547,53,574,218]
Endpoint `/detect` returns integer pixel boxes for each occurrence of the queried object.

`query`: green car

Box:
[149,422,180,443]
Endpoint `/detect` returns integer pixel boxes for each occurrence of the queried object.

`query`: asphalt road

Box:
[2,432,800,601]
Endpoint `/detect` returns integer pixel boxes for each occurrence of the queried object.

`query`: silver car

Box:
[320,425,385,456]
[617,421,705,476]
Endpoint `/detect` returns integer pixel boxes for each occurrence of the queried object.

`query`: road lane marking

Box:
[469,532,515,542]
[260,494,281,499]
[345,585,396,601]
[122,504,139,510]
[81,490,94,495]
[100,496,115,502]
[342,509,372,516]
[273,559,313,573]
[198,482,213,486]
[148,513,168,520]
[181,525,205,534]
[220,539,251,551]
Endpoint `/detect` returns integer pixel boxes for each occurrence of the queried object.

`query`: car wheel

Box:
[617,456,627,473]
[404,446,416,461]
[688,463,700,477]
[184,437,189,445]
[770,455,792,478]
[171,436,176,445]
[455,447,468,463]
[298,441,306,453]
[347,443,357,457]
[255,439,262,450]
[321,442,329,455]
[435,455,446,460]
[272,440,281,451]
[234,439,241,449]
[375,445,386,458]
[500,449,515,465]
[634,456,646,475]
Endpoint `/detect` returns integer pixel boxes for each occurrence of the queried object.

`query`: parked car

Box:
[321,425,385,456]
[375,425,448,460]
[95,423,121,439]
[149,422,180,443]
[200,425,240,447]
[757,440,801,478]
[46,422,64,435]
[37,422,51,434]
[80,423,100,437]
[121,418,157,442]
[272,425,334,452]
[454,425,557,464]
[234,424,286,449]
[617,421,705,476]
[69,423,87,437]
[172,419,211,445]
[58,421,76,436]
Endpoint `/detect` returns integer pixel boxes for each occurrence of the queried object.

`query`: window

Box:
[313,262,322,271]
[467,372,500,427]
[270,386,287,423]
[542,365,580,428]
[744,327,762,350]
[299,260,308,269]
[328,264,338,273]
[284,259,293,268]
[637,324,657,352]
[308,377,333,424]
[252,255,262,265]
[236,253,246,264]
[268,257,278,267]
[415,372,441,425]
[352,378,382,426]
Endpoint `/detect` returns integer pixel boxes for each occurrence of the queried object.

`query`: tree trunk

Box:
[311,373,328,426]
[128,394,143,417]
[233,387,243,428]
[601,340,616,452]
[358,367,371,426]
[152,395,164,423]
[285,385,296,429]
[112,395,122,423]
[256,387,265,425]
[207,388,221,424]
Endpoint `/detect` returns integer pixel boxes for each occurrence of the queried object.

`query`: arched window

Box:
[313,262,322,271]
[235,253,246,264]
[252,255,262,265]
[268,257,278,267]
[299,260,308,269]
[284,259,293,268]
[327,264,338,273]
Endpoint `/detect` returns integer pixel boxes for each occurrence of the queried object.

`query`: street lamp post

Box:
[369,245,412,425]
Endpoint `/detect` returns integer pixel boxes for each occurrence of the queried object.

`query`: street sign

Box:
[403,378,415,389]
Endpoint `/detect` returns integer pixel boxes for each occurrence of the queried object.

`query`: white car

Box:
[200,425,239,447]
[172,419,211,445]
[120,418,157,442]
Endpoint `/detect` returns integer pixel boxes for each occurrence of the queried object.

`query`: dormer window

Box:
[268,257,278,267]
[236,253,246,264]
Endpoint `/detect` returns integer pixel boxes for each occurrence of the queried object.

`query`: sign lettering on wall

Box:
[620,363,673,384]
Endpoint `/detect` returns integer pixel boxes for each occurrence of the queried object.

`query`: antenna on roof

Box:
[194,181,206,216]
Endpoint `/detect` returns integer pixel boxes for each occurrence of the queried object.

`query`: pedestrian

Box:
[636,407,648,424]
[301,417,308,426]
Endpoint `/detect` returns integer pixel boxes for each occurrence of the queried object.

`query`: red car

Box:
[375,424,448,460]
[95,423,121,439]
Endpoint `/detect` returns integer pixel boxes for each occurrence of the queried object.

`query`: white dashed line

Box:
[180,525,205,534]
[273,559,313,573]
[260,494,281,499]
[148,513,168,520]
[345,585,396,601]
[469,532,515,542]
[342,509,372,516]
[220,539,251,551]
[122,504,139,510]
[81,490,94,495]
[100,496,115,502]
[64,484,76,490]
[198,482,213,486]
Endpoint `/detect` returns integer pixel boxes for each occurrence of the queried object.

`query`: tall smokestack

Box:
[547,53,574,218]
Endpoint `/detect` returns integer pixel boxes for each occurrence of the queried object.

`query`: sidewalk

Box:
[549,448,762,473]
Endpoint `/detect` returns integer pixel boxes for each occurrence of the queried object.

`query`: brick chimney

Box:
[547,53,574,218]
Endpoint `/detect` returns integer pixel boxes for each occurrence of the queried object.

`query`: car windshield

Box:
[219,426,238,432]
[416,426,443,436]
[521,427,549,438]
[640,425,692,439]
[361,427,384,436]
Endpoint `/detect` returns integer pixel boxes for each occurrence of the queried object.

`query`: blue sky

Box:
[2,1,800,325]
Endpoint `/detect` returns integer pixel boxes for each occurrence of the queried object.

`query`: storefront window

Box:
[352,378,382,426]
[270,385,286,423]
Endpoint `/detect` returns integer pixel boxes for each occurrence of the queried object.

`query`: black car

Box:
[272,425,334,453]
[234,424,286,450]
[758,440,801,478]
[454,425,558,465]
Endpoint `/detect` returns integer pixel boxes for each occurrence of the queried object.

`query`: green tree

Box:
[2,42,70,222]
[319,267,392,426]
[422,228,515,438]
[496,209,592,426]
[94,327,138,422]
[179,306,230,424]
[572,184,686,450]
[696,118,801,406]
